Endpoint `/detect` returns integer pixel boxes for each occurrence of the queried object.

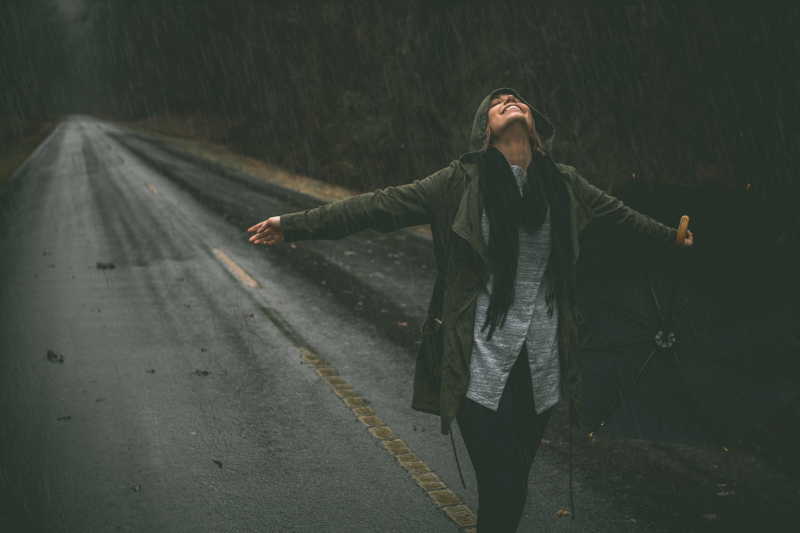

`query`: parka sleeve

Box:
[566,166,679,254]
[279,162,455,242]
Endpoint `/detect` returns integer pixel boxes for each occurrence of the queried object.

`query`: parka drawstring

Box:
[450,429,467,489]
[569,406,575,519]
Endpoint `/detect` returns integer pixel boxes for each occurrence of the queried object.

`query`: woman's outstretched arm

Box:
[562,165,693,256]
[248,163,455,245]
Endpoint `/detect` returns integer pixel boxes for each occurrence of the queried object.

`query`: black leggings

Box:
[456,341,554,533]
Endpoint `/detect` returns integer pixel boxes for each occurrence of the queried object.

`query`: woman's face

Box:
[487,93,533,140]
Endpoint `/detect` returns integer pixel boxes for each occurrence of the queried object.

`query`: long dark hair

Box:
[477,141,575,341]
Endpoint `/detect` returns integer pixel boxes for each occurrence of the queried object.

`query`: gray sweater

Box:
[465,165,561,413]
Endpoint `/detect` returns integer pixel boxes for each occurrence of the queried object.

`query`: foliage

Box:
[2,2,798,215]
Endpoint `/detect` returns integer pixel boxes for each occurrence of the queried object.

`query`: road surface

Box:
[1,116,796,532]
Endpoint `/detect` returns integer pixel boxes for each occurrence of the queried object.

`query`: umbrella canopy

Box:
[575,180,800,448]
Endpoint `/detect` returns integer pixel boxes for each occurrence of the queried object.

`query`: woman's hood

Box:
[468,87,556,155]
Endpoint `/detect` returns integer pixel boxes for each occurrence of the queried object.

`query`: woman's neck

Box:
[491,134,532,170]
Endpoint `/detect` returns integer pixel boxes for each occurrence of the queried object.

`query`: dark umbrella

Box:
[575,180,800,448]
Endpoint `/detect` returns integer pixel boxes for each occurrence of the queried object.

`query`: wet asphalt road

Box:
[1,116,797,532]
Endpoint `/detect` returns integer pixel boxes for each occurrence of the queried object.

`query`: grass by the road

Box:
[106,114,433,239]
[0,117,65,188]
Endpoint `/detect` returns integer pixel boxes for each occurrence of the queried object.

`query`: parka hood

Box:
[468,87,556,155]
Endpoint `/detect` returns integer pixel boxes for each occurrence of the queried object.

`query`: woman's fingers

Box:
[254,234,283,245]
[247,217,284,246]
[248,228,270,242]
[248,219,273,232]
[678,230,693,257]
[249,229,284,245]
[675,229,693,248]
[249,230,273,243]
[248,227,265,240]
[247,220,270,239]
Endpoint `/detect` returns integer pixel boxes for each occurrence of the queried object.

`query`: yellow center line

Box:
[260,306,477,530]
[212,248,264,289]
[147,182,159,194]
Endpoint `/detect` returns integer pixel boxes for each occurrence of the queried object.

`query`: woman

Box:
[248,88,693,532]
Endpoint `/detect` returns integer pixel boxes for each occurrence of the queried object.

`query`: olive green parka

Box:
[280,88,680,436]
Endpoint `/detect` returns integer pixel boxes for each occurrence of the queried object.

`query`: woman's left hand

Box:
[678,229,693,257]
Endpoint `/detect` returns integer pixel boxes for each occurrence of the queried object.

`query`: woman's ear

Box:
[529,136,542,156]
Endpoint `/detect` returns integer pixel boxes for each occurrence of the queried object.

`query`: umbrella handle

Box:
[676,215,690,247]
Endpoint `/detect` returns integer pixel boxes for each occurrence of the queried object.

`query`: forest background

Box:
[2,1,798,233]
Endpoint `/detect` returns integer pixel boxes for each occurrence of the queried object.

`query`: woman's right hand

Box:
[248,216,284,246]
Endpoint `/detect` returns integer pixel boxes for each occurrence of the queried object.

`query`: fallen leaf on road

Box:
[146,369,155,374]
[702,513,720,520]
[556,510,571,518]
[96,262,115,270]
[395,322,408,327]
[717,483,728,488]
[541,438,550,444]
[246,312,254,317]
[56,416,71,421]
[344,251,356,255]
[717,491,734,497]
[194,370,210,377]
[289,244,296,249]
[46,350,64,363]
[133,485,141,492]
[213,459,223,469]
